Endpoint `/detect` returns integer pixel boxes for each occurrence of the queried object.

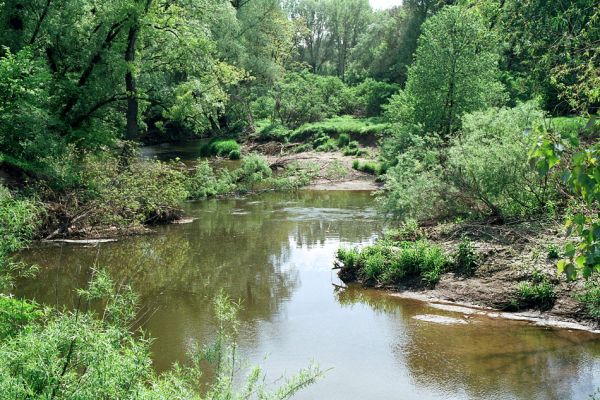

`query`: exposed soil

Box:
[247,141,382,191]
[339,220,600,332]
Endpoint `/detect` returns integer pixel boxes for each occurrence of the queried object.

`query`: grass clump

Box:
[576,280,600,320]
[383,219,423,241]
[452,237,479,276]
[201,138,241,159]
[514,270,556,311]
[352,160,384,175]
[547,243,560,259]
[290,115,388,142]
[336,240,449,287]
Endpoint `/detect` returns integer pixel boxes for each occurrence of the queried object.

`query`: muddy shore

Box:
[337,221,600,332]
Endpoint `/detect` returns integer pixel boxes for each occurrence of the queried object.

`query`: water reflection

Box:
[17,190,600,399]
[338,286,600,400]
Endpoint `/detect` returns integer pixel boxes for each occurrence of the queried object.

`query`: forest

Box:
[0,0,599,398]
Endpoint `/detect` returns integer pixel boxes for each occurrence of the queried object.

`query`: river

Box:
[17,190,600,399]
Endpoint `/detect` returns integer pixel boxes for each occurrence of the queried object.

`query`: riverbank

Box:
[336,220,600,331]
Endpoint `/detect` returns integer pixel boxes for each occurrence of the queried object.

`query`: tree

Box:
[386,5,505,138]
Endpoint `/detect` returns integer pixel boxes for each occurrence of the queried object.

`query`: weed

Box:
[453,237,479,276]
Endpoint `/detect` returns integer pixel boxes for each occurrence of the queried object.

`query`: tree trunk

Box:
[125,23,139,141]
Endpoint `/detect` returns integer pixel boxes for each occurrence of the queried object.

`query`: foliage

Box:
[514,270,556,311]
[530,123,599,280]
[259,71,352,128]
[78,155,189,227]
[337,240,449,287]
[380,103,549,221]
[577,279,600,320]
[446,102,548,218]
[0,273,322,399]
[452,237,479,277]
[352,160,383,175]
[0,296,42,340]
[383,219,423,242]
[201,139,242,159]
[351,79,400,117]
[290,115,388,142]
[385,5,505,138]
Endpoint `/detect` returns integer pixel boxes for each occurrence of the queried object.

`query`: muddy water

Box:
[17,191,600,399]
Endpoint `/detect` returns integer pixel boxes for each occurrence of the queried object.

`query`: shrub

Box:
[257,123,292,142]
[262,71,351,128]
[379,103,549,221]
[515,270,556,310]
[337,133,351,147]
[384,219,423,241]
[547,243,560,260]
[228,149,241,160]
[446,102,548,218]
[80,156,189,227]
[453,237,479,276]
[577,280,600,319]
[352,78,400,117]
[0,296,42,339]
[336,240,449,287]
[201,138,241,158]
[352,160,383,175]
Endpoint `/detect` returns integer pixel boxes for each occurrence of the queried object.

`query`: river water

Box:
[17,190,600,399]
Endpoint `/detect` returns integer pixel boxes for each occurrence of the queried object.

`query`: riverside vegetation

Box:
[0,0,598,397]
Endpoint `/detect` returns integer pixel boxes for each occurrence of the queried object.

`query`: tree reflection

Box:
[17,190,379,371]
[334,285,600,399]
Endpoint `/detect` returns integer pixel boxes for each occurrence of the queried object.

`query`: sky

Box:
[369,0,403,10]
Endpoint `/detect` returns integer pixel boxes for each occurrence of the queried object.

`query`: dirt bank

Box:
[337,220,600,332]
[247,141,382,191]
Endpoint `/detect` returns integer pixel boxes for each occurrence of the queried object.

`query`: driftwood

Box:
[43,238,117,244]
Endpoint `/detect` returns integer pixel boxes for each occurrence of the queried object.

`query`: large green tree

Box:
[385,5,505,138]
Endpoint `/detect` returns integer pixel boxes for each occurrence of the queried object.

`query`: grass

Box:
[514,270,556,311]
[200,138,241,159]
[577,280,600,319]
[290,115,389,142]
[337,240,449,287]
[352,159,385,175]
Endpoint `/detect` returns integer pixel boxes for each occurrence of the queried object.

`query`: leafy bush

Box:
[201,138,241,159]
[337,133,351,147]
[452,237,479,276]
[336,240,449,287]
[384,219,423,241]
[547,243,561,259]
[228,149,241,160]
[352,160,384,175]
[0,296,42,340]
[515,270,556,310]
[380,103,549,221]
[446,102,548,218]
[577,280,600,319]
[256,123,292,142]
[352,78,400,117]
[258,71,352,128]
[80,156,189,227]
[290,115,388,143]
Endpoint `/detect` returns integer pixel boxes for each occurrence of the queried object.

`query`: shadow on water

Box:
[17,190,600,400]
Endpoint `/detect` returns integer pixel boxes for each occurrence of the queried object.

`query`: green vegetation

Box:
[352,160,385,176]
[187,154,317,199]
[0,0,599,392]
[514,271,557,311]
[337,240,449,287]
[452,237,479,277]
[577,280,600,319]
[200,139,242,159]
